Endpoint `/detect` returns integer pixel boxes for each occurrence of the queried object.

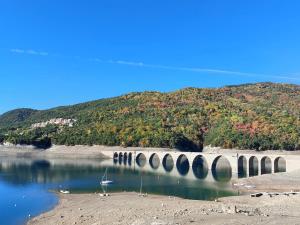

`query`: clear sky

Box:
[1,0,300,114]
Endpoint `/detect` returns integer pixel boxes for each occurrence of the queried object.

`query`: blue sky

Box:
[1,0,300,114]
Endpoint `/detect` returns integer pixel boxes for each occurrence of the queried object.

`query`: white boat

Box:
[100,168,113,185]
[60,190,70,194]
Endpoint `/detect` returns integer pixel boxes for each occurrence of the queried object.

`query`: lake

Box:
[0,155,238,225]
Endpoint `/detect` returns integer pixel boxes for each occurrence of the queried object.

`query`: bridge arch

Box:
[192,155,208,179]
[162,154,174,172]
[249,156,259,176]
[113,152,118,164]
[128,152,133,165]
[118,152,123,164]
[261,156,272,174]
[238,155,247,178]
[274,157,286,173]
[176,154,190,175]
[136,153,146,167]
[123,152,128,165]
[149,153,160,169]
[113,152,118,159]
[211,156,232,182]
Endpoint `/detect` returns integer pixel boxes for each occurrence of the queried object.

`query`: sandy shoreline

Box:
[28,190,300,225]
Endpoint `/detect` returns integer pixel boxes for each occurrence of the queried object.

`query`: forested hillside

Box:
[0,82,299,151]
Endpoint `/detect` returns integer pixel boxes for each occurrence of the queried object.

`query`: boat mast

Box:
[139,176,143,195]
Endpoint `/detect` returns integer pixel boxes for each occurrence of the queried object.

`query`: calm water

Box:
[0,155,237,225]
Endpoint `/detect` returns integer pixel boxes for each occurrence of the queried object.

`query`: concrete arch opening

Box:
[212,156,232,182]
[113,152,118,164]
[192,155,208,179]
[261,156,272,174]
[176,154,190,176]
[128,152,133,166]
[123,152,128,165]
[238,156,247,178]
[118,152,123,165]
[113,152,118,159]
[136,153,146,167]
[249,156,259,176]
[149,153,160,169]
[162,154,174,172]
[274,157,286,173]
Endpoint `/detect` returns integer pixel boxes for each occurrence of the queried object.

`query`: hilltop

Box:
[0,82,299,151]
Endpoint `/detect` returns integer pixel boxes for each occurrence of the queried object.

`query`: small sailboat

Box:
[59,190,70,194]
[100,168,113,185]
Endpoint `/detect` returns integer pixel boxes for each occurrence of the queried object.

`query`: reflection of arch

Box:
[192,155,208,179]
[149,153,160,169]
[238,156,247,178]
[176,154,189,175]
[113,158,118,164]
[261,156,272,174]
[31,160,51,170]
[212,156,232,182]
[136,153,146,167]
[162,154,174,172]
[274,157,286,173]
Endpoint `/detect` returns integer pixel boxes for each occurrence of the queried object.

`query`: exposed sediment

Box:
[28,191,300,225]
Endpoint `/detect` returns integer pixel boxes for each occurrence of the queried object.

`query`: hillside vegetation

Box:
[0,82,299,151]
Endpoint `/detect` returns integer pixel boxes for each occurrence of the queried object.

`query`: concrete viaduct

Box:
[101,149,300,181]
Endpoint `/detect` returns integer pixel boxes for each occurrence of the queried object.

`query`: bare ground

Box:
[28,189,300,225]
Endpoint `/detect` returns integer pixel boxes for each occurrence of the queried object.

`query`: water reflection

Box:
[0,156,235,196]
[0,155,237,225]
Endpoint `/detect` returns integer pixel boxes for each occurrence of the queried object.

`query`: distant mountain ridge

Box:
[0,82,299,151]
